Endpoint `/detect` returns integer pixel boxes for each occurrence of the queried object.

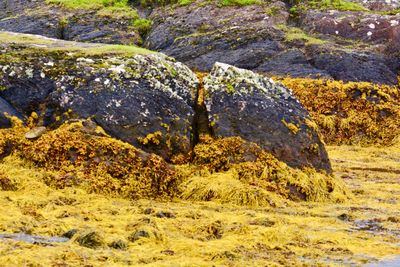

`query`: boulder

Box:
[203,62,332,172]
[0,34,198,160]
[0,96,24,128]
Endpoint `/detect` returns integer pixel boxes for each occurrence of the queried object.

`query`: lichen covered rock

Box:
[0,36,198,160]
[203,62,331,172]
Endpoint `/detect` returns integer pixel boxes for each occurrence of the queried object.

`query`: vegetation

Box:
[132,19,153,38]
[280,78,400,145]
[0,32,155,56]
[46,0,139,18]
[276,25,328,45]
[217,0,261,7]
[0,143,399,265]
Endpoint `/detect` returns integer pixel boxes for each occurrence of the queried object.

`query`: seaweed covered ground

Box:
[0,140,399,266]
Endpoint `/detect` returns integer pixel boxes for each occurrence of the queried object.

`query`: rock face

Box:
[0,34,198,159]
[0,0,141,45]
[0,96,23,128]
[203,63,331,172]
[0,0,398,84]
[145,1,399,85]
[0,32,331,172]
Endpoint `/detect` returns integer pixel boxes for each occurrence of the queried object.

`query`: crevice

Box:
[57,17,68,41]
[191,72,213,149]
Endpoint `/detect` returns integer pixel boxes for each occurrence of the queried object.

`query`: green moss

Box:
[132,18,153,37]
[218,0,261,6]
[276,25,328,45]
[46,0,138,19]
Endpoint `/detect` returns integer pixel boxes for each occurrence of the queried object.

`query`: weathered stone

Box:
[203,62,331,172]
[25,126,47,139]
[0,35,198,160]
[0,96,24,128]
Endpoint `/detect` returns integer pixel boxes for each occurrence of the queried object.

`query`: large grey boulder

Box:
[203,62,332,172]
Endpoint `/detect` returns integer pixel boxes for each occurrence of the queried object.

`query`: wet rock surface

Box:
[0,0,140,45]
[0,36,197,159]
[145,1,399,84]
[0,96,23,128]
[203,62,331,172]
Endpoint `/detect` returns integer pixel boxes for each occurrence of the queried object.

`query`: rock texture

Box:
[204,63,331,172]
[0,0,398,84]
[145,1,399,84]
[0,96,23,128]
[0,0,141,45]
[0,32,332,172]
[0,34,198,159]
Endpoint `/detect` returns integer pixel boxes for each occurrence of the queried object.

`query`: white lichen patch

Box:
[204,62,295,101]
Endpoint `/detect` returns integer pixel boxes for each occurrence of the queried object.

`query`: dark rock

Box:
[76,230,105,249]
[337,213,353,222]
[0,0,141,45]
[204,63,332,172]
[0,36,198,160]
[109,239,128,250]
[143,208,154,215]
[62,229,78,239]
[0,96,24,128]
[128,230,150,242]
[305,45,399,85]
[155,211,176,218]
[146,2,399,84]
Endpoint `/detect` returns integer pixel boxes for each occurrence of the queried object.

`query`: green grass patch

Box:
[46,0,138,19]
[218,0,261,6]
[276,25,328,45]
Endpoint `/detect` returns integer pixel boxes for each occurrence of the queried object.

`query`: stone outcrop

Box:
[0,33,198,160]
[203,63,331,172]
[0,32,332,172]
[0,0,398,84]
[0,0,141,45]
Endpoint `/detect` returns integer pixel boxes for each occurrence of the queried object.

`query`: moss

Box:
[276,25,328,45]
[132,18,153,38]
[279,77,400,145]
[217,0,261,6]
[46,0,139,19]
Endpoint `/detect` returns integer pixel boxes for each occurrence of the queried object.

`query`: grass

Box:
[46,0,139,19]
[276,25,328,45]
[0,32,155,56]
[218,0,261,7]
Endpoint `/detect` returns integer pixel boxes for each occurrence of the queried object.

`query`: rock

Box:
[0,96,24,128]
[109,239,128,250]
[128,230,150,242]
[155,211,176,218]
[25,127,47,139]
[0,0,141,45]
[0,33,198,160]
[203,62,331,172]
[62,229,78,239]
[146,2,399,85]
[76,230,105,249]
